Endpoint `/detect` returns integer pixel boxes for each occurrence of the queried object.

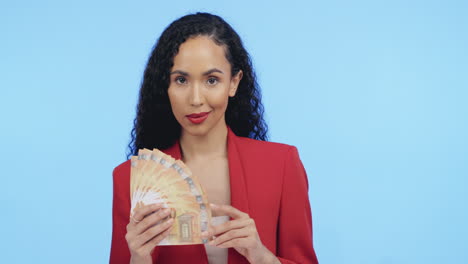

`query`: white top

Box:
[204,216,230,264]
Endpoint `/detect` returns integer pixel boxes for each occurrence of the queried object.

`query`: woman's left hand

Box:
[203,204,280,264]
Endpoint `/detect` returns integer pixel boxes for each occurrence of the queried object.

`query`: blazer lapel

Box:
[226,127,250,216]
[227,127,251,264]
[163,140,182,160]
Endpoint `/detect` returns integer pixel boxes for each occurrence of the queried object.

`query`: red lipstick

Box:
[186,112,210,124]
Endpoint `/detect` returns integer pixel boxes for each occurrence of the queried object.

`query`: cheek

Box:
[167,89,183,114]
[209,88,231,108]
[208,96,229,113]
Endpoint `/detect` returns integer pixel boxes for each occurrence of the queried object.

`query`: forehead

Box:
[172,36,231,72]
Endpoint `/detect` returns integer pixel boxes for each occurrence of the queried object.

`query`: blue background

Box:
[1,1,467,263]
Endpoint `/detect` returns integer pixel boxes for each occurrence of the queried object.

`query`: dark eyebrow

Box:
[170,68,224,76]
[170,70,189,76]
[202,68,224,75]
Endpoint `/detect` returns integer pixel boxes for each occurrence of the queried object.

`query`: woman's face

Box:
[168,36,242,137]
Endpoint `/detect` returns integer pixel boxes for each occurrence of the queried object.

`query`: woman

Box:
[110,12,319,264]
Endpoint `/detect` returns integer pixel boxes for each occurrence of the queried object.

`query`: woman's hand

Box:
[203,204,280,264]
[125,203,174,264]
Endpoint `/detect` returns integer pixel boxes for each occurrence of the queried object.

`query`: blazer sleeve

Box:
[276,146,319,264]
[110,164,132,264]
[109,163,162,264]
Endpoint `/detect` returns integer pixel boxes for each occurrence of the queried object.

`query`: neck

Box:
[179,123,228,162]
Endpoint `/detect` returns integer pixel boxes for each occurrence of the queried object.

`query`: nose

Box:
[189,82,204,107]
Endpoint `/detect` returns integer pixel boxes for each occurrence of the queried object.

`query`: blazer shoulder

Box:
[113,159,131,179]
[235,136,298,156]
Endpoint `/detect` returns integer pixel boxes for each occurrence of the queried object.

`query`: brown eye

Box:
[207,77,218,85]
[175,76,187,84]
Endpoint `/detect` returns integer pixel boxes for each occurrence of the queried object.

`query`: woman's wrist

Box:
[130,255,153,264]
[247,245,281,264]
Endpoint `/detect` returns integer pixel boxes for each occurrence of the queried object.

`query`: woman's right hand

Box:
[125,203,174,264]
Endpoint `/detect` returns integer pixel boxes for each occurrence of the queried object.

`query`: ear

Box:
[229,70,243,97]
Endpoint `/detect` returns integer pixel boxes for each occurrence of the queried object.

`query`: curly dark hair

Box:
[127,12,268,158]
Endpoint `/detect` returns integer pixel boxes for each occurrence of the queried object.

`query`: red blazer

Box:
[110,128,319,264]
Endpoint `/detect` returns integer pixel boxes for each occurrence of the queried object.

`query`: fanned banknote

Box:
[130,148,211,246]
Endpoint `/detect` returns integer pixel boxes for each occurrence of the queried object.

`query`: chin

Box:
[181,123,212,137]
